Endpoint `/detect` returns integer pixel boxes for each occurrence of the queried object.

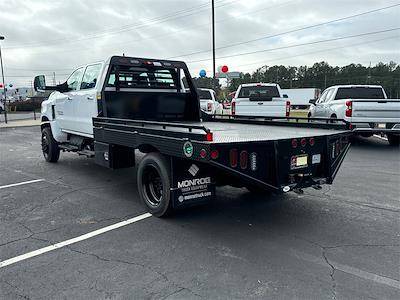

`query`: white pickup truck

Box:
[231,83,290,117]
[308,85,400,145]
[198,88,222,115]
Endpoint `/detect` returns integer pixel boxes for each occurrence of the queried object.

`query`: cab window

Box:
[66,68,84,91]
[81,64,102,90]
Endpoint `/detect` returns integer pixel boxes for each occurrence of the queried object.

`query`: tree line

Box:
[192,61,400,99]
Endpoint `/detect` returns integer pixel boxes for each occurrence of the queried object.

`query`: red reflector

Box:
[240,151,248,169]
[291,139,298,148]
[309,137,315,146]
[229,149,238,168]
[286,101,291,117]
[210,150,219,159]
[200,149,207,158]
[206,132,213,141]
[301,138,307,147]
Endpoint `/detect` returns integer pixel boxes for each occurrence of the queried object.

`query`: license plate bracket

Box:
[291,154,308,170]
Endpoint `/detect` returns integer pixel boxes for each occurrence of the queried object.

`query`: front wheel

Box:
[137,153,172,217]
[387,134,400,146]
[41,127,60,162]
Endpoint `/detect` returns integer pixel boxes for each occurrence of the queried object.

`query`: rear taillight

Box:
[301,138,307,147]
[345,100,352,117]
[240,151,248,169]
[291,139,298,148]
[231,101,236,115]
[229,149,238,167]
[206,132,213,141]
[286,100,291,117]
[207,102,212,112]
[210,150,219,159]
[199,149,207,158]
[309,137,315,146]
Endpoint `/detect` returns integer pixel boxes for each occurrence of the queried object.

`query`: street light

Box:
[0,35,7,123]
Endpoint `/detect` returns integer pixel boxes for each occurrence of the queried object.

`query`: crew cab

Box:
[35,56,351,217]
[198,88,222,115]
[231,83,290,117]
[308,85,400,146]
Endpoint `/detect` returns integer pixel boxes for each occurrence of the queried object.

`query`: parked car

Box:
[231,83,290,117]
[308,85,400,145]
[198,88,222,115]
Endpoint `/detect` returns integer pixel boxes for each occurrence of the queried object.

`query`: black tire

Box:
[387,134,400,146]
[41,127,60,163]
[137,153,172,217]
[0,106,3,114]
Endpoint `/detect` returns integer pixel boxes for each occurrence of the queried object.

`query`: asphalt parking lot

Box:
[0,126,399,299]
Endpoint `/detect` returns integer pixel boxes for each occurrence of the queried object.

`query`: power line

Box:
[232,35,399,73]
[186,27,400,63]
[4,0,241,50]
[7,0,296,57]
[167,3,400,59]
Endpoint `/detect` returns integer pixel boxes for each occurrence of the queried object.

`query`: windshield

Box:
[198,90,212,100]
[335,87,385,100]
[238,86,280,98]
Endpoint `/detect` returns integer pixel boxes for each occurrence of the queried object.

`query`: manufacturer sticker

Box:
[312,154,321,164]
[183,141,194,158]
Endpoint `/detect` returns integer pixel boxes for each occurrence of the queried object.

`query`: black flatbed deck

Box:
[93,116,349,146]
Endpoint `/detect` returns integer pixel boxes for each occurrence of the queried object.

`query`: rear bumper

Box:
[351,122,400,134]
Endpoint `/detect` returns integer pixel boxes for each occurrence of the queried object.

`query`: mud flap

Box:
[170,158,216,209]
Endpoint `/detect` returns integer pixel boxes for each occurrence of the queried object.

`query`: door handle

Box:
[258,102,264,105]
[87,96,94,100]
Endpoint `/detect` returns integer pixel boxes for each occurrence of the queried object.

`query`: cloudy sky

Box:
[1,0,399,87]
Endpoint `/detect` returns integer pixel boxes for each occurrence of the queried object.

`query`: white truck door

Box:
[56,67,84,132]
[313,89,333,117]
[75,63,102,136]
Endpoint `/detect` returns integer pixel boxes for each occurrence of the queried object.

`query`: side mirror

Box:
[283,94,288,98]
[309,99,317,105]
[34,75,46,92]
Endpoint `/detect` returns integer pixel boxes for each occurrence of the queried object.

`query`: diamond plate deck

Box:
[201,122,347,143]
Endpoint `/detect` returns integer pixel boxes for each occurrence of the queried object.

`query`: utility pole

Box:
[211,0,216,88]
[0,35,7,123]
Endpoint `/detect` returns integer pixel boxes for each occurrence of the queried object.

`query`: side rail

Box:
[93,117,213,141]
[207,114,350,130]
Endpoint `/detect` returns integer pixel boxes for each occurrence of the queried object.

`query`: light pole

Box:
[0,36,7,123]
[211,0,216,88]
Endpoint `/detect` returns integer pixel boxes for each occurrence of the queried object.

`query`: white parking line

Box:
[0,212,152,269]
[0,179,45,190]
